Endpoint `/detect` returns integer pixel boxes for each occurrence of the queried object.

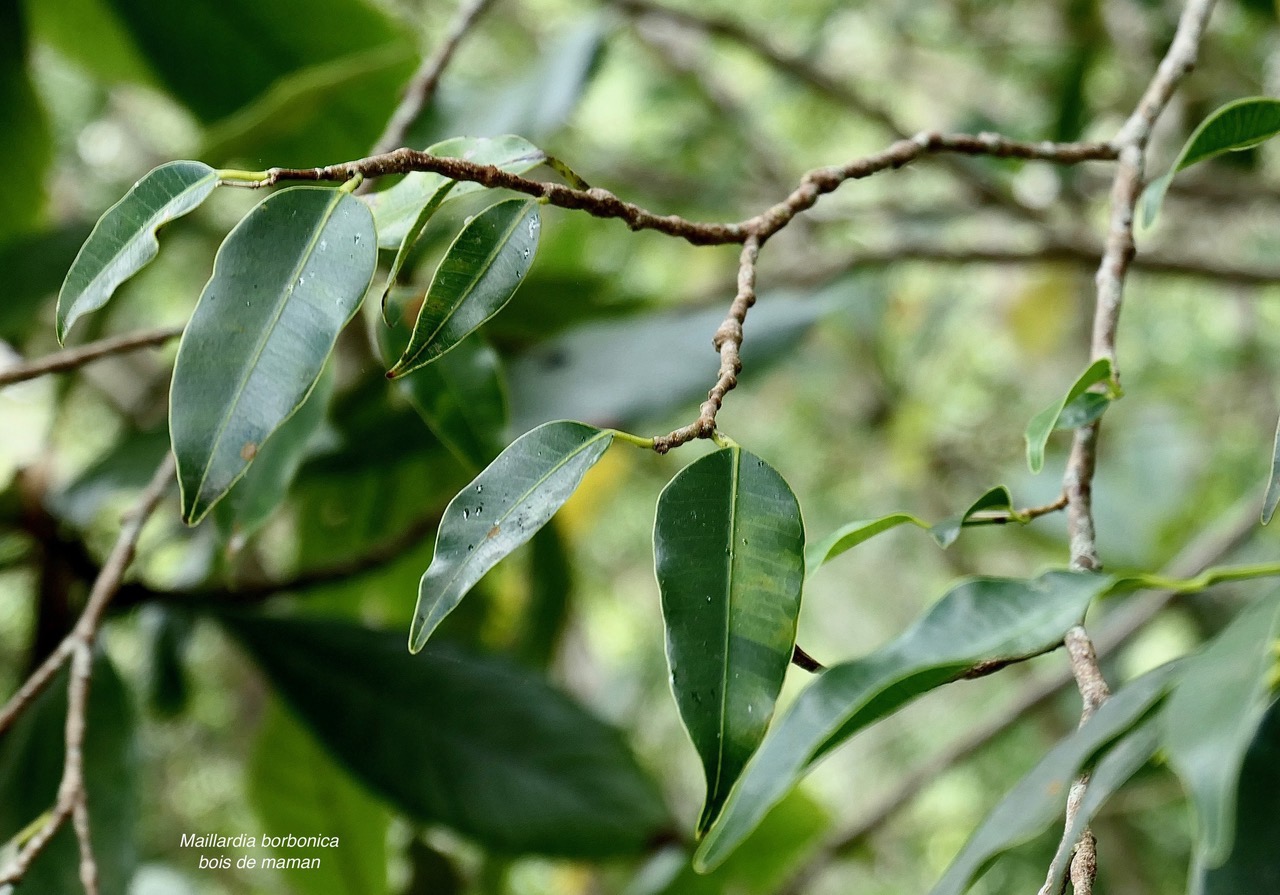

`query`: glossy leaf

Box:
[1164,592,1280,866]
[1025,358,1114,473]
[223,612,670,856]
[931,664,1178,895]
[249,701,389,895]
[1197,697,1280,895]
[655,447,806,832]
[0,654,138,894]
[56,161,218,342]
[365,135,546,250]
[1263,412,1280,524]
[410,421,612,652]
[377,309,508,470]
[695,571,1112,870]
[1143,97,1280,225]
[387,198,540,379]
[214,362,335,546]
[170,185,376,525]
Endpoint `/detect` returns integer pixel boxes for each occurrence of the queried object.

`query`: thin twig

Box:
[0,326,183,390]
[778,494,1259,895]
[0,455,175,891]
[1050,0,1218,890]
[370,0,500,155]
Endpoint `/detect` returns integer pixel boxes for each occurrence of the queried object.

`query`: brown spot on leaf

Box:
[240,442,258,461]
[486,524,501,540]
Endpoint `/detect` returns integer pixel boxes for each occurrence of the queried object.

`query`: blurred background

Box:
[2,0,1280,892]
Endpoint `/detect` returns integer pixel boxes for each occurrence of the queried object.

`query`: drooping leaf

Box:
[513,521,574,669]
[1025,358,1115,473]
[0,225,92,342]
[1263,413,1280,524]
[365,135,546,250]
[930,664,1178,895]
[0,2,51,246]
[695,570,1113,870]
[1164,592,1280,866]
[806,486,1014,573]
[1143,97,1280,225]
[214,362,335,546]
[0,654,138,894]
[377,309,508,470]
[928,485,1014,549]
[170,185,376,525]
[654,447,805,833]
[141,605,195,718]
[410,421,612,652]
[222,613,670,856]
[1197,697,1280,895]
[56,161,218,342]
[249,701,389,895]
[387,198,540,379]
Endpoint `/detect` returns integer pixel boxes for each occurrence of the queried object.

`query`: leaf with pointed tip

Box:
[223,612,670,856]
[928,485,1013,548]
[1025,358,1114,473]
[1143,97,1280,226]
[365,134,546,250]
[695,570,1112,871]
[409,420,612,652]
[1164,592,1280,867]
[930,664,1178,895]
[1263,414,1280,525]
[387,198,540,379]
[57,160,218,341]
[654,447,805,833]
[170,186,376,525]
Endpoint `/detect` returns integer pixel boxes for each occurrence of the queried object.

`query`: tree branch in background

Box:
[1053,0,1217,890]
[0,454,175,892]
[0,325,183,390]
[370,0,500,155]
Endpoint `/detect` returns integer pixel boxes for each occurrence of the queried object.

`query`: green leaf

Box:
[695,570,1112,871]
[222,613,670,856]
[654,447,805,833]
[365,135,546,250]
[387,198,540,379]
[170,185,376,525]
[1025,358,1114,473]
[47,428,171,527]
[249,700,389,895]
[930,664,1178,895]
[0,3,51,246]
[806,486,1014,573]
[214,362,335,546]
[513,521,574,669]
[409,420,612,652]
[56,161,218,342]
[141,605,195,718]
[1143,97,1280,226]
[1164,592,1280,866]
[928,485,1014,549]
[1263,413,1280,524]
[377,313,508,470]
[0,654,138,894]
[1196,697,1280,895]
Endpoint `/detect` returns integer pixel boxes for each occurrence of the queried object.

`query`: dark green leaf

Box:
[214,362,335,546]
[0,3,50,246]
[387,198,540,379]
[1263,413,1280,524]
[409,421,612,652]
[1197,697,1280,895]
[930,664,1177,895]
[365,135,546,250]
[654,447,805,833]
[141,605,195,718]
[1164,592,1280,866]
[222,613,670,856]
[1143,97,1280,225]
[928,485,1013,549]
[170,185,376,525]
[377,314,508,470]
[249,701,389,895]
[695,571,1112,871]
[56,161,218,342]
[0,225,92,342]
[1025,358,1115,473]
[513,521,574,669]
[0,654,138,894]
